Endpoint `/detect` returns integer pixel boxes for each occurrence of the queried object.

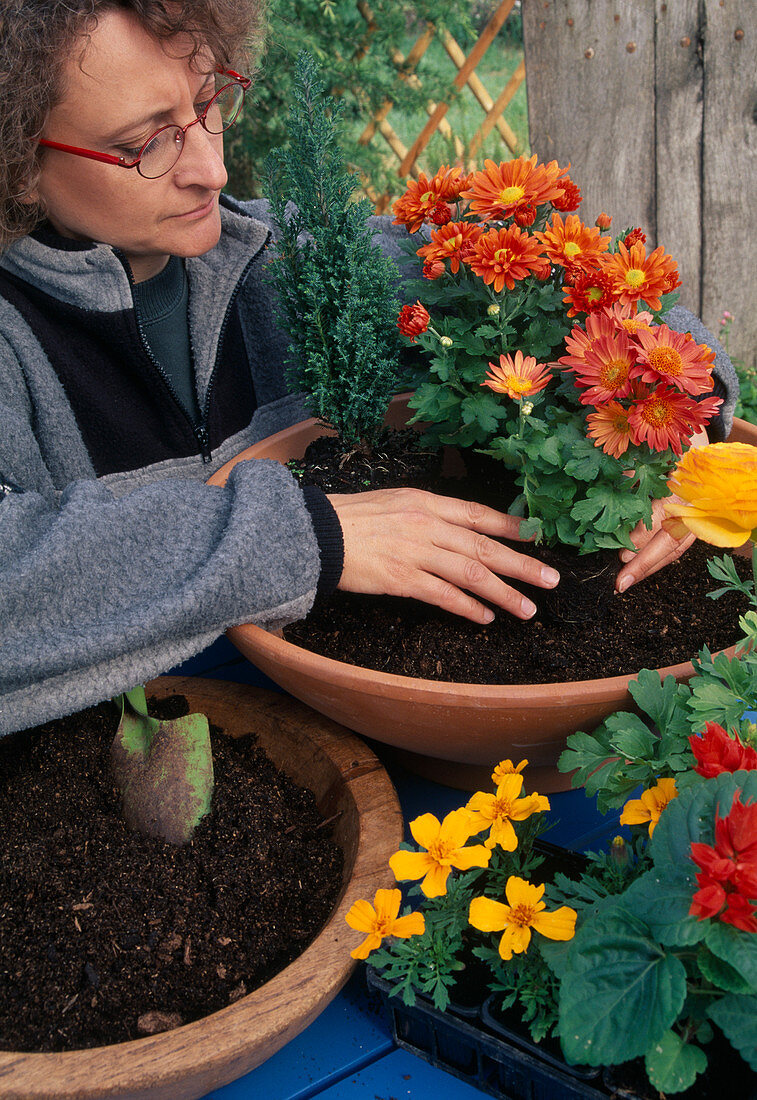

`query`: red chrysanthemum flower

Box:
[599,241,680,311]
[392,165,468,233]
[562,266,615,317]
[690,723,757,778]
[536,213,610,270]
[551,177,582,212]
[483,350,552,400]
[586,401,634,457]
[422,258,446,280]
[417,221,484,275]
[571,330,639,406]
[627,386,706,456]
[461,154,571,221]
[595,212,612,229]
[397,301,430,342]
[467,225,546,292]
[633,324,716,396]
[513,202,537,227]
[431,201,452,225]
[624,227,647,248]
[557,311,617,373]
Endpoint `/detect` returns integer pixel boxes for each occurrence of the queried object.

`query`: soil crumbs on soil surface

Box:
[286,430,751,683]
[0,695,344,1052]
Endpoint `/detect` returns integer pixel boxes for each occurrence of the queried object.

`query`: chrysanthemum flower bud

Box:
[595,212,612,229]
[521,401,534,416]
[487,304,501,316]
[440,336,453,348]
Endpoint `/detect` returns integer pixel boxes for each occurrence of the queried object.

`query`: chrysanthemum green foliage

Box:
[264,53,402,447]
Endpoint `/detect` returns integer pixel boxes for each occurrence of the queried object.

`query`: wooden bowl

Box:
[0,677,402,1099]
[209,405,757,794]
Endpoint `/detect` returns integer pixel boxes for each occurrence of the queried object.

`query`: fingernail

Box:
[541,567,560,587]
[482,608,495,624]
[617,575,632,593]
[521,598,537,618]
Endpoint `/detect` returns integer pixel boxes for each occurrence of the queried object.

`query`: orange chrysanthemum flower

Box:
[627,386,710,457]
[603,302,654,336]
[571,331,639,405]
[633,324,716,396]
[551,177,582,212]
[624,227,647,248]
[397,301,430,342]
[392,165,468,233]
[599,241,680,311]
[586,400,634,458]
[663,442,757,546]
[536,213,610,270]
[556,311,617,373]
[468,225,546,292]
[595,212,612,229]
[483,350,552,400]
[345,888,425,960]
[416,221,484,275]
[562,266,615,317]
[461,154,570,221]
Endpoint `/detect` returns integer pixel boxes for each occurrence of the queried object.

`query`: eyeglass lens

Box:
[138,82,245,179]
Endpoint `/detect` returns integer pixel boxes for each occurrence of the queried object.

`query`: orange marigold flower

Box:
[536,213,610,270]
[551,177,582,212]
[468,225,546,292]
[345,888,425,960]
[627,387,708,457]
[619,777,678,836]
[417,221,484,275]
[571,330,639,405]
[586,401,634,458]
[595,212,612,229]
[422,258,446,280]
[492,758,528,784]
[562,266,615,316]
[633,324,716,396]
[397,301,430,342]
[469,877,577,961]
[392,165,468,233]
[466,773,550,851]
[483,350,552,400]
[662,441,757,546]
[599,241,680,312]
[624,227,647,248]
[461,154,571,221]
[389,809,491,898]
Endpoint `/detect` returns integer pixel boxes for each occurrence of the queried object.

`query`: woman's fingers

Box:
[616,496,695,592]
[327,487,560,623]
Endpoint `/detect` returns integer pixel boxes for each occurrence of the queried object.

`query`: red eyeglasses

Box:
[38,70,250,180]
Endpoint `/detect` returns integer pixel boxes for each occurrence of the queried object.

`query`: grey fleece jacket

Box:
[0,197,740,736]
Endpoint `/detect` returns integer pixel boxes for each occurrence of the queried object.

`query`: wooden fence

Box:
[522,0,757,369]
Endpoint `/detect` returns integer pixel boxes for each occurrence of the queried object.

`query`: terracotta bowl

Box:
[0,677,402,1100]
[209,403,757,794]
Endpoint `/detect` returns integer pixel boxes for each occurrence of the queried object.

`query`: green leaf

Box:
[620,869,705,948]
[698,945,755,994]
[706,921,757,989]
[708,994,757,1070]
[558,906,687,1066]
[645,1030,707,1094]
[628,670,691,740]
[606,715,657,761]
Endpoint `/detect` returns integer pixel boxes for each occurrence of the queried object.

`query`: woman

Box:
[0,1,738,734]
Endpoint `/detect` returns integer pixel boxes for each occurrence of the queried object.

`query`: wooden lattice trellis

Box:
[354,0,526,213]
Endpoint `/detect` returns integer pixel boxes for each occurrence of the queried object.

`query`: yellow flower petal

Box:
[439,807,478,849]
[345,899,378,933]
[492,758,528,783]
[664,442,757,547]
[421,862,452,897]
[469,895,509,933]
[487,817,518,851]
[409,812,442,849]
[505,876,545,909]
[498,922,531,960]
[389,849,434,882]
[532,905,578,942]
[451,843,492,870]
[392,912,426,938]
[619,798,650,826]
[467,791,496,816]
[373,888,402,924]
[496,773,526,801]
[350,932,382,960]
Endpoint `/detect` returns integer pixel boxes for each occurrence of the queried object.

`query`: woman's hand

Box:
[327,488,560,624]
[615,494,696,593]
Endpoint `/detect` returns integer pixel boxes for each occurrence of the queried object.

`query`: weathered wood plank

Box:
[522,0,657,231]
[701,0,757,367]
[654,0,703,316]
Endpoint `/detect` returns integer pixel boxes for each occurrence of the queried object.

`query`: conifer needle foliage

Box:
[264,53,402,448]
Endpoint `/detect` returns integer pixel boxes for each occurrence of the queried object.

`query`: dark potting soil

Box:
[286,431,751,683]
[0,695,344,1053]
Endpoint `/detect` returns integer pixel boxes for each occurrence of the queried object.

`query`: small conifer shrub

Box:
[263,53,403,449]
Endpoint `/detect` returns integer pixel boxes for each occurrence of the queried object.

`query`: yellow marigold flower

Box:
[389,809,491,897]
[662,442,757,547]
[619,777,678,836]
[492,758,529,784]
[345,888,425,960]
[466,773,550,851]
[469,877,577,961]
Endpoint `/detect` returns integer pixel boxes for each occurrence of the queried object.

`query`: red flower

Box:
[721,892,757,934]
[431,202,452,225]
[624,227,647,248]
[689,723,757,778]
[513,202,537,227]
[552,178,582,212]
[689,794,757,928]
[422,259,445,280]
[595,212,612,229]
[397,302,430,342]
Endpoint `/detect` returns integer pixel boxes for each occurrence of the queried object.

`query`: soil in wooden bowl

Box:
[0,694,343,1053]
[287,431,751,683]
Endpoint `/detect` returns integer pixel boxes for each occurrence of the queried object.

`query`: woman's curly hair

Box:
[0,0,267,250]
